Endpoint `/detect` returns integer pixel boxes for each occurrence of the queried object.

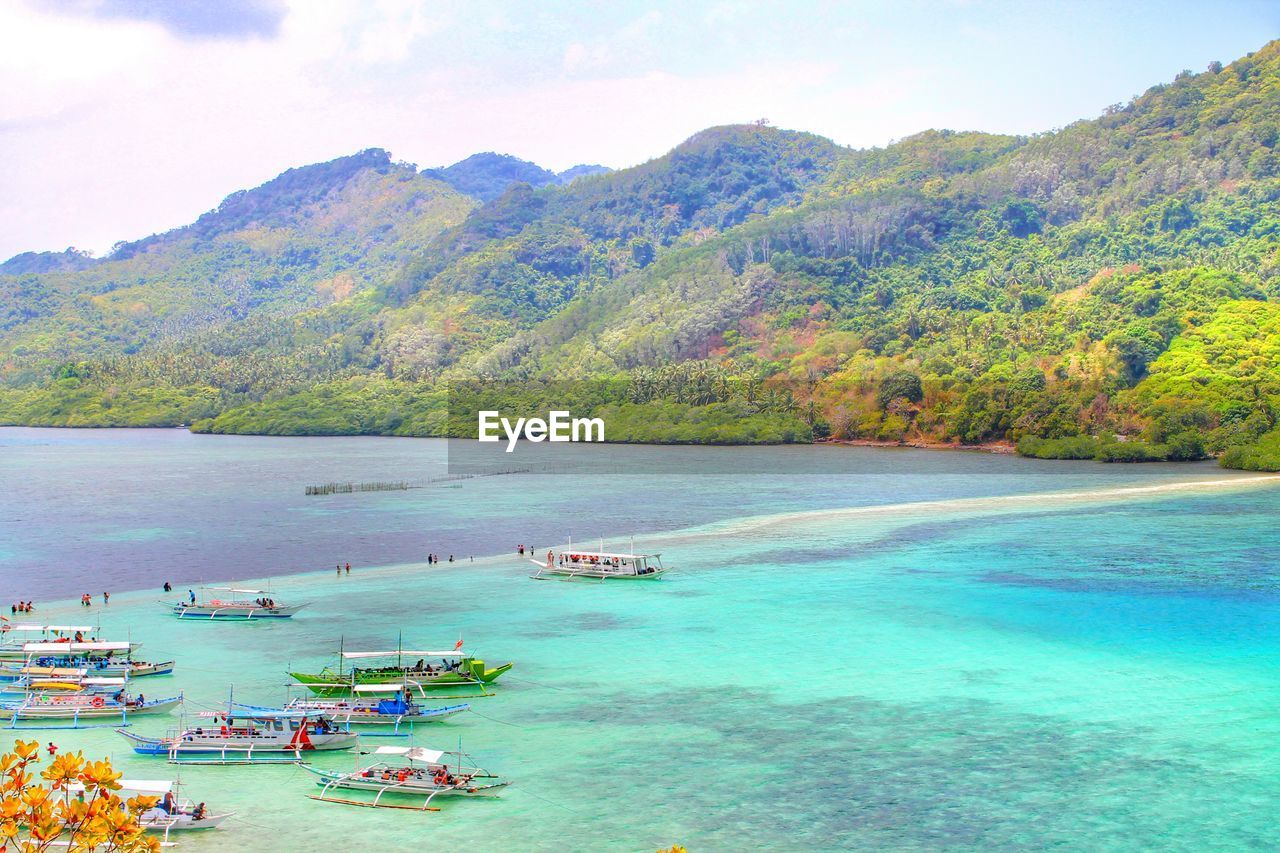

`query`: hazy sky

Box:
[1,0,1276,260]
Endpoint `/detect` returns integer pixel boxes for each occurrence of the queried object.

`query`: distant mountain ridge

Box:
[422,153,611,202]
[2,40,1280,469]
[0,248,97,275]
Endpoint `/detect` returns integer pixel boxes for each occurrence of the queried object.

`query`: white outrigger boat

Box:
[68,778,232,840]
[0,691,181,728]
[0,627,139,661]
[0,624,89,660]
[119,706,360,763]
[305,745,507,810]
[0,642,174,681]
[236,696,469,734]
[529,540,667,581]
[167,587,306,620]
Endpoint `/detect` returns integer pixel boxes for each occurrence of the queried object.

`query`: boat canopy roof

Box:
[198,708,313,720]
[23,642,131,653]
[351,683,416,693]
[26,667,88,676]
[81,677,127,686]
[374,745,444,763]
[45,625,94,632]
[560,550,659,559]
[209,587,267,594]
[343,650,464,659]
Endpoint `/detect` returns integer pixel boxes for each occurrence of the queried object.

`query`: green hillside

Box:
[3,42,1280,467]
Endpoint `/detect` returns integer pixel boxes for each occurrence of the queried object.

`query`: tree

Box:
[0,740,159,851]
[876,371,924,410]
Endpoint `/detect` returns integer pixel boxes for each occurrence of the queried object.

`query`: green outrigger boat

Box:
[289,646,513,698]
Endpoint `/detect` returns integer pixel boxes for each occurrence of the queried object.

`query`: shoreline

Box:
[820,437,1017,454]
[21,468,1280,617]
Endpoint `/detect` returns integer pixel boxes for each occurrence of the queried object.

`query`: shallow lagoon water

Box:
[1,429,1279,849]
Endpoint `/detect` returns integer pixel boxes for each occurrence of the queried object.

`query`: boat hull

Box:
[0,661,175,680]
[120,729,359,756]
[170,603,304,620]
[532,567,667,581]
[0,696,181,720]
[140,811,233,832]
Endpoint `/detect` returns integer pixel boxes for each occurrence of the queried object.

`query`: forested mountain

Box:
[3,41,1280,468]
[422,153,611,201]
[0,249,98,275]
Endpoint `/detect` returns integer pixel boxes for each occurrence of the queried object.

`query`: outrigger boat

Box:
[0,691,181,728]
[289,646,512,698]
[0,642,174,681]
[68,778,232,839]
[0,656,174,681]
[118,706,359,763]
[236,696,469,732]
[166,586,305,620]
[529,539,667,581]
[0,624,90,659]
[0,628,139,661]
[305,745,507,810]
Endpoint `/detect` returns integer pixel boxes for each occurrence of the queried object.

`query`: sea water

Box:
[0,428,1278,850]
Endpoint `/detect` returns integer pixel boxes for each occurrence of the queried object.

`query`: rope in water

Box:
[465,708,523,728]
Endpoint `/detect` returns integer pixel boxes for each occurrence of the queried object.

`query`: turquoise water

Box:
[2,429,1280,849]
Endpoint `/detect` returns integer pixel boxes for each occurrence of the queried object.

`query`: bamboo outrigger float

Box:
[529,538,668,581]
[304,745,507,810]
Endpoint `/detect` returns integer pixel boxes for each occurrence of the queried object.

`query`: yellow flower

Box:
[10,741,38,762]
[40,752,82,786]
[77,759,121,792]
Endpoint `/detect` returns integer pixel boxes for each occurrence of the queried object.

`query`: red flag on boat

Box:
[289,721,315,751]
[454,638,463,651]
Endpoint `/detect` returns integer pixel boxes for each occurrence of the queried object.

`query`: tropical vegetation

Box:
[4,41,1280,468]
[0,740,159,851]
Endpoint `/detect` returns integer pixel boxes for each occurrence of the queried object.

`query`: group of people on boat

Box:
[562,553,622,567]
[253,597,278,608]
[47,630,94,644]
[151,792,207,821]
[410,658,461,674]
[110,689,146,707]
[360,765,465,787]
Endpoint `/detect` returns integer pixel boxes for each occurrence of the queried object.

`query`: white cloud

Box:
[0,0,1267,259]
